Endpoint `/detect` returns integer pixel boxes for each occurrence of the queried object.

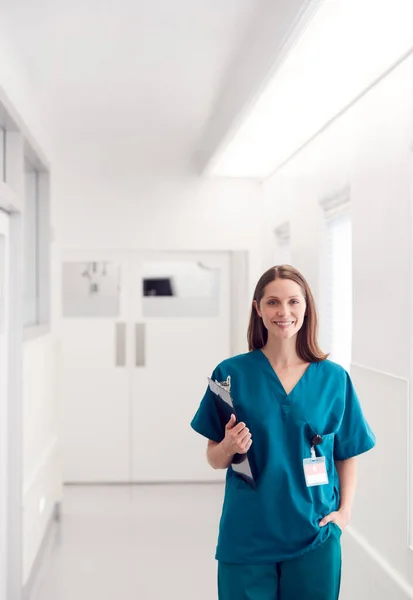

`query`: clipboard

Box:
[208,377,256,489]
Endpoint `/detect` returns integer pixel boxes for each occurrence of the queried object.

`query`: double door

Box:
[60,250,230,482]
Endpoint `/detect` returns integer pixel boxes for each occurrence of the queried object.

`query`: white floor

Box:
[28,484,225,600]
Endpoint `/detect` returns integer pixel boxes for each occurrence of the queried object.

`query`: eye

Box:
[267,299,278,305]
[290,300,299,305]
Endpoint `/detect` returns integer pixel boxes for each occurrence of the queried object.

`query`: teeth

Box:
[276,321,294,325]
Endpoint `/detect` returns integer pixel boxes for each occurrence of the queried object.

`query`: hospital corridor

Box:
[0,0,412,598]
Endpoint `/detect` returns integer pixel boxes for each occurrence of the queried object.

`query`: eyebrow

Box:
[266,295,300,299]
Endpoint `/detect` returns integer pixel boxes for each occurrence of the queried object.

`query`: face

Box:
[254,278,307,340]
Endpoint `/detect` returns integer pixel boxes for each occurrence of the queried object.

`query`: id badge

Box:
[303,457,329,487]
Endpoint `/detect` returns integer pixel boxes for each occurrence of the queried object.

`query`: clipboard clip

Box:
[217,375,231,393]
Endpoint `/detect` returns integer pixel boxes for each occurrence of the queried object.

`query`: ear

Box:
[253,299,262,318]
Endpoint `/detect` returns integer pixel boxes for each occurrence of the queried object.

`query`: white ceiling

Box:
[209,0,413,179]
[0,0,308,176]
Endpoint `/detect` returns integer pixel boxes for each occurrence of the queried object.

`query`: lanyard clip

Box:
[310,434,323,459]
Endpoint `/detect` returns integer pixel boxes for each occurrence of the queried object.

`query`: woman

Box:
[190,265,375,600]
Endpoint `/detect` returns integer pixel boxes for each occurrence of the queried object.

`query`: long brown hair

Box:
[247,265,328,363]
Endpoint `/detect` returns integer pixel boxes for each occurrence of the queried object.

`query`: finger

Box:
[239,437,253,453]
[238,433,252,450]
[319,513,335,527]
[238,429,251,444]
[232,422,247,435]
[236,426,249,439]
[225,414,237,430]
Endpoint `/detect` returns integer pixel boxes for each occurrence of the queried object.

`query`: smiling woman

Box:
[248,264,328,363]
[191,264,376,600]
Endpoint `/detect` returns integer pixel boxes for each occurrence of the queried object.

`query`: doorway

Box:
[60,250,231,483]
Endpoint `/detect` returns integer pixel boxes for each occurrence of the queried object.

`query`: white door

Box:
[60,250,132,482]
[0,209,10,600]
[130,251,230,482]
[60,250,230,482]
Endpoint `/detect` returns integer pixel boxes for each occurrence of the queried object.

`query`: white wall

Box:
[53,167,264,304]
[54,163,260,246]
[262,53,413,597]
[22,336,61,585]
[0,28,61,588]
[0,32,53,162]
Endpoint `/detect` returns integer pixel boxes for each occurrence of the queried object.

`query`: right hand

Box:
[222,414,252,457]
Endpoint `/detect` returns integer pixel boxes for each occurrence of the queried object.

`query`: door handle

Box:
[135,323,145,367]
[115,322,126,367]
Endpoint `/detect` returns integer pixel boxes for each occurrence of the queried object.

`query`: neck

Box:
[262,335,302,368]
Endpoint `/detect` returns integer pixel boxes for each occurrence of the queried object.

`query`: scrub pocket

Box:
[303,429,339,521]
[329,522,343,538]
[316,432,336,466]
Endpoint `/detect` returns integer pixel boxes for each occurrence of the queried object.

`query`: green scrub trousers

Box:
[218,523,342,600]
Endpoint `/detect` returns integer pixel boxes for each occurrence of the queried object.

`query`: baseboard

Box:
[342,525,413,599]
[23,502,61,600]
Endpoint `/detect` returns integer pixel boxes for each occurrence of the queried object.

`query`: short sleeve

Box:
[190,369,229,443]
[334,372,376,461]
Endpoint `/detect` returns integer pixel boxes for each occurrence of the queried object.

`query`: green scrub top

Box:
[190,350,376,565]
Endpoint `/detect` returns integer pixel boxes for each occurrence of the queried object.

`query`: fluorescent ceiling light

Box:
[208,0,413,179]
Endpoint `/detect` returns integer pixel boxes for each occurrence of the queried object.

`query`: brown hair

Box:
[247,265,328,363]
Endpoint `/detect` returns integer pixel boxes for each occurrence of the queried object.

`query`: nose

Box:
[277,303,290,317]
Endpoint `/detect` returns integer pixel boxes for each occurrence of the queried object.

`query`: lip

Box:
[272,319,295,323]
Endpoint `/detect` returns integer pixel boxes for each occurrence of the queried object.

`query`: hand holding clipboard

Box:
[208,377,256,489]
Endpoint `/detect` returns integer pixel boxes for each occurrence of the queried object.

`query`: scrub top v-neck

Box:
[257,349,314,406]
[190,350,376,565]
